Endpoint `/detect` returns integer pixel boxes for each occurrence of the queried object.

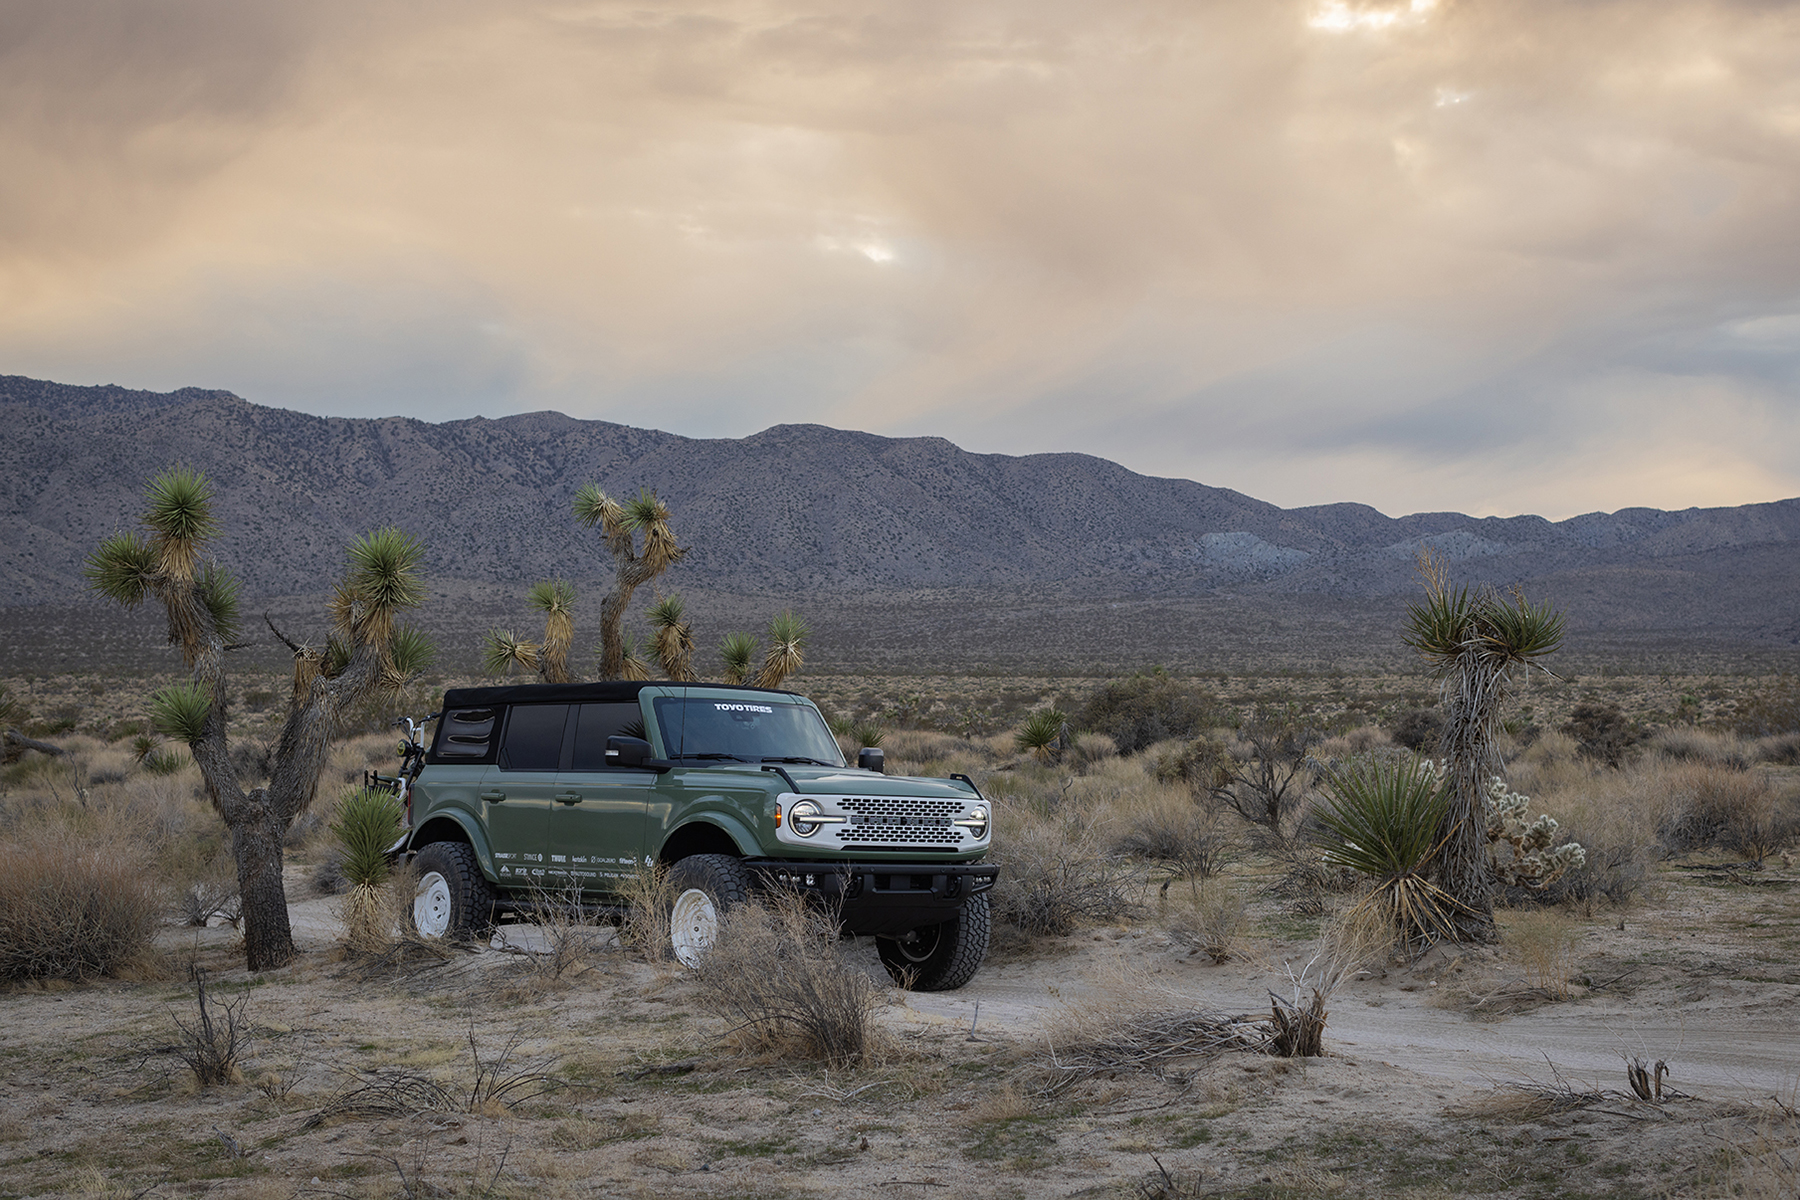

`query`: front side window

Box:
[569,702,646,770]
[652,697,844,766]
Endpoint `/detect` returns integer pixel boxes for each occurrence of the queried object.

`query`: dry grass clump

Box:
[1503,909,1583,999]
[1315,725,1387,757]
[1648,726,1751,770]
[1165,881,1246,964]
[879,728,994,776]
[0,823,164,982]
[689,889,880,1066]
[615,864,676,964]
[1752,731,1800,765]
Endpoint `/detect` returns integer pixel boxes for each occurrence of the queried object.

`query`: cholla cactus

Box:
[1483,776,1586,888]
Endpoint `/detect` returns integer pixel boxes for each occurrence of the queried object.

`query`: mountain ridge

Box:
[4,374,1796,645]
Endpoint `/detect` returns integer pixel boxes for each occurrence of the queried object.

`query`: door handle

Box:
[554,792,582,805]
[479,790,506,802]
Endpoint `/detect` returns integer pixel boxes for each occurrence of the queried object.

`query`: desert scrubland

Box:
[2,663,1799,1200]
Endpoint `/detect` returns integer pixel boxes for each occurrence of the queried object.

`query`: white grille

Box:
[775,792,985,850]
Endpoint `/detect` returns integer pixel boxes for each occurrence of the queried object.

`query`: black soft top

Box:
[438,680,803,709]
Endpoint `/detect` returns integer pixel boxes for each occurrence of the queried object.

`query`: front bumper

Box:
[741,859,998,936]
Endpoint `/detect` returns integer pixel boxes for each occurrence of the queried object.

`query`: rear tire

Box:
[410,842,495,941]
[666,854,752,967]
[877,893,990,991]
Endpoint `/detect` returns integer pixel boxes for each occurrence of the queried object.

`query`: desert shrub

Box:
[0,829,163,981]
[879,729,993,778]
[1563,702,1647,768]
[991,804,1137,936]
[1152,738,1231,789]
[1112,800,1227,882]
[1070,732,1118,768]
[1078,673,1223,755]
[512,880,611,984]
[1205,706,1323,841]
[1724,675,1800,737]
[1317,725,1386,757]
[1656,762,1781,856]
[1389,707,1443,753]
[1526,840,1647,908]
[690,890,878,1066]
[173,970,249,1086]
[1648,726,1749,771]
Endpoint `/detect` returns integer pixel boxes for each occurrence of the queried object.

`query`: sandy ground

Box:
[1,864,1797,1200]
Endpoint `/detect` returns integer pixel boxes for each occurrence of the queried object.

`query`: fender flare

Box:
[661,811,760,860]
[405,808,499,882]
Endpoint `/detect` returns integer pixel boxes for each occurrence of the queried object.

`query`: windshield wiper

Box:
[760,756,837,766]
[672,752,747,762]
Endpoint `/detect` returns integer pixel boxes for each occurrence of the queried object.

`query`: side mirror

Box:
[858,747,885,774]
[606,735,653,767]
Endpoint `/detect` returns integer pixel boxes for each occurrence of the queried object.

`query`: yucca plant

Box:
[1015,708,1069,762]
[86,467,432,971]
[1402,550,1564,941]
[1315,754,1467,944]
[719,631,759,685]
[482,629,540,677]
[574,483,687,679]
[330,787,404,951]
[754,610,808,689]
[648,593,697,682]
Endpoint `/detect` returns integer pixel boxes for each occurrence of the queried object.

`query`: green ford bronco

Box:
[398,680,996,990]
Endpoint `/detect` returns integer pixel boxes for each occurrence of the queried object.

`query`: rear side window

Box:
[434,708,498,761]
[569,702,646,770]
[499,705,571,771]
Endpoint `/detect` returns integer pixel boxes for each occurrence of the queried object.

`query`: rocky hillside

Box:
[4,375,1797,644]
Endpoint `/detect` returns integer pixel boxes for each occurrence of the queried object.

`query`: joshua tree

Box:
[648,594,697,682]
[87,467,431,971]
[1402,551,1564,941]
[716,611,810,690]
[755,610,808,689]
[482,578,576,683]
[573,484,685,679]
[719,631,759,685]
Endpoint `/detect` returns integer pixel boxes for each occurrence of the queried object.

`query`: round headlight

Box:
[790,799,824,837]
[953,805,989,838]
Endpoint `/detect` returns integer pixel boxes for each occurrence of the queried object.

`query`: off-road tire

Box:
[410,841,496,941]
[666,853,752,967]
[877,892,990,991]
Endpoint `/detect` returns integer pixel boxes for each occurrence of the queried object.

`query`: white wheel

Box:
[413,870,454,939]
[670,887,719,967]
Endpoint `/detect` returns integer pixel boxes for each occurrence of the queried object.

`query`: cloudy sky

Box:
[5,0,1799,519]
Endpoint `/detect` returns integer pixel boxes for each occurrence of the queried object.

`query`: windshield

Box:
[653,696,845,767]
